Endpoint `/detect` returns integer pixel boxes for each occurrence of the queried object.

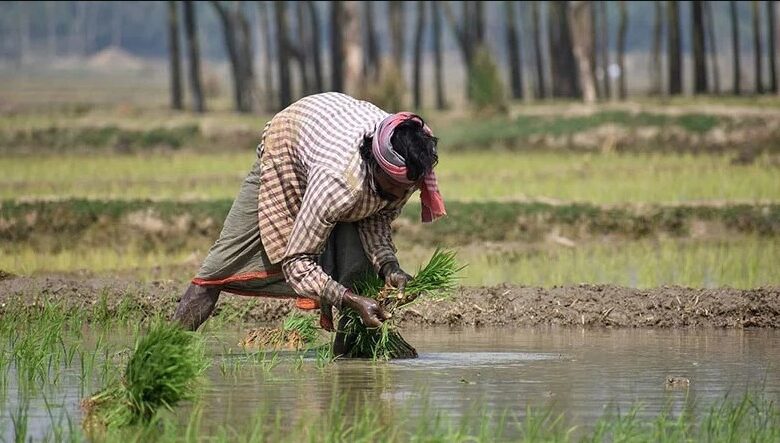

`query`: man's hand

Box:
[342,290,391,328]
[381,261,413,296]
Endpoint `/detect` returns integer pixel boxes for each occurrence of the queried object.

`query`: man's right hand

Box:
[342,290,391,328]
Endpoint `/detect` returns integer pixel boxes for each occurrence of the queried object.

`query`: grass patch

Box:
[439,111,723,150]
[2,151,778,203]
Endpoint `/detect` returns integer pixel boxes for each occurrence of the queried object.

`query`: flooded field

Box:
[2,325,779,441]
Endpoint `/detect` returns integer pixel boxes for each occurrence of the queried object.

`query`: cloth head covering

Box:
[371,112,446,223]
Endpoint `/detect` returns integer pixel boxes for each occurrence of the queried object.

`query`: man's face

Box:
[373,163,416,202]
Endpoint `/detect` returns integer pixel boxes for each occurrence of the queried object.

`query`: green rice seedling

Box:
[82,321,209,428]
[338,249,463,360]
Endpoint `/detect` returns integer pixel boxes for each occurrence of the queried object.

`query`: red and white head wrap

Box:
[371,112,446,223]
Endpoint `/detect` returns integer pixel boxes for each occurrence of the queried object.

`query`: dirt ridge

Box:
[0,277,777,329]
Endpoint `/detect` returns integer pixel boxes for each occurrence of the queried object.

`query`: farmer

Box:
[173,92,445,334]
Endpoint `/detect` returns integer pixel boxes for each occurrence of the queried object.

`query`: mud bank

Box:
[0,276,777,328]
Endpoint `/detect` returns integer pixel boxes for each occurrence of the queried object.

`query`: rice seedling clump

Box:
[339,249,462,360]
[82,321,209,428]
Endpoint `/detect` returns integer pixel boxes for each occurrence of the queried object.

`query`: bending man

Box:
[173,92,445,333]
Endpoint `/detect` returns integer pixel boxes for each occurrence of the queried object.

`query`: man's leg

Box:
[173,283,221,331]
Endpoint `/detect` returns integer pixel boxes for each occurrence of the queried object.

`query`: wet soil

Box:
[1,276,777,328]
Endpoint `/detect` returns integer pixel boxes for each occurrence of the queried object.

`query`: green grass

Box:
[396,235,780,289]
[2,236,777,289]
[2,151,777,203]
[440,111,723,150]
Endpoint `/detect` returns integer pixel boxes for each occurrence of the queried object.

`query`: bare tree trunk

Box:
[705,0,720,94]
[18,1,29,65]
[730,0,741,95]
[168,1,183,110]
[274,1,292,107]
[442,1,486,98]
[330,0,344,92]
[768,0,777,93]
[112,2,123,47]
[211,0,245,112]
[599,0,611,99]
[569,1,597,103]
[295,2,312,95]
[616,0,628,100]
[47,1,57,56]
[389,1,405,67]
[306,1,324,93]
[753,0,764,94]
[237,5,256,109]
[590,2,601,98]
[548,1,580,98]
[258,1,275,111]
[183,0,205,112]
[364,2,380,80]
[667,0,682,95]
[342,1,362,97]
[413,1,426,108]
[651,1,663,95]
[432,1,446,109]
[505,1,524,100]
[691,1,708,94]
[532,1,547,99]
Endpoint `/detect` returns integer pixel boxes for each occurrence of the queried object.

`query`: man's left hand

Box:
[382,261,412,296]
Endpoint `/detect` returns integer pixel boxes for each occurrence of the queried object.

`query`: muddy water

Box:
[202,327,780,431]
[4,327,780,440]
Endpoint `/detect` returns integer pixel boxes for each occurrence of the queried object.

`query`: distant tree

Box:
[183,1,205,112]
[273,1,292,107]
[443,1,488,98]
[211,1,255,112]
[305,1,324,93]
[257,1,275,111]
[330,0,344,92]
[389,1,405,66]
[568,1,597,102]
[651,1,663,95]
[531,1,547,99]
[342,1,362,97]
[364,2,380,80]
[667,0,682,95]
[432,1,447,109]
[413,0,426,109]
[768,0,777,93]
[295,2,312,95]
[46,1,57,56]
[599,0,611,99]
[616,0,628,100]
[753,0,763,94]
[590,2,601,98]
[167,1,183,110]
[505,1,525,100]
[691,0,708,94]
[730,0,741,95]
[548,1,580,98]
[705,0,720,94]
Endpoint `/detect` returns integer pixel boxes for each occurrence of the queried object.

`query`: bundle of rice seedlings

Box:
[338,249,462,360]
[240,312,320,350]
[82,321,209,429]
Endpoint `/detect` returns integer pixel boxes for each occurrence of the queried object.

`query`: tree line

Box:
[3,2,778,112]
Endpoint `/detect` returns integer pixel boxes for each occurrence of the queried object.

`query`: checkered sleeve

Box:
[280,167,356,306]
[357,205,403,274]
